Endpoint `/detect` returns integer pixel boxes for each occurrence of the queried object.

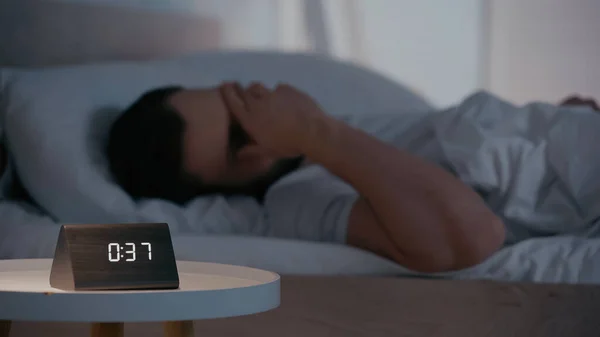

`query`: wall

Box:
[489,0,600,105]
[355,0,486,108]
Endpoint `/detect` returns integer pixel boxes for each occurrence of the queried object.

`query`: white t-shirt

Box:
[263,164,359,243]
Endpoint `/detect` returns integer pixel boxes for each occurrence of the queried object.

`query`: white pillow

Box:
[1,51,432,223]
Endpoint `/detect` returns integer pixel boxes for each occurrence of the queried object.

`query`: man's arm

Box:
[301,118,505,272]
[222,82,505,273]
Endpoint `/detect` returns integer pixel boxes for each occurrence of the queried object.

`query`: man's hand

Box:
[560,95,600,111]
[221,82,330,158]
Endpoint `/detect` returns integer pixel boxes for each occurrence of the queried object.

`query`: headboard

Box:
[0,0,221,67]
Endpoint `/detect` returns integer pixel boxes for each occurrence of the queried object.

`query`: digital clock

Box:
[49,223,179,291]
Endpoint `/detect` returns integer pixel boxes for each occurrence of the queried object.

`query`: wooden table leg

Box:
[0,321,11,337]
[164,321,194,337]
[90,323,124,337]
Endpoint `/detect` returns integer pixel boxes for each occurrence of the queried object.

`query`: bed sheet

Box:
[1,200,600,284]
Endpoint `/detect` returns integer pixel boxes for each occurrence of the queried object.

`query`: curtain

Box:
[289,0,368,64]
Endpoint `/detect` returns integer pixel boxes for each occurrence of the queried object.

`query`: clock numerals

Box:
[108,243,120,262]
[142,242,152,260]
[125,242,136,261]
[107,242,152,262]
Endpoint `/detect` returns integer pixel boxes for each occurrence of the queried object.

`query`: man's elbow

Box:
[406,215,506,274]
[451,215,506,271]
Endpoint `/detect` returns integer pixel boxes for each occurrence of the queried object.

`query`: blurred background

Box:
[1,0,599,108]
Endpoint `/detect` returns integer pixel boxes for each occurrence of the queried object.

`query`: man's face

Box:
[167,83,302,198]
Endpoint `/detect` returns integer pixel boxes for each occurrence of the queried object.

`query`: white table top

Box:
[0,259,280,322]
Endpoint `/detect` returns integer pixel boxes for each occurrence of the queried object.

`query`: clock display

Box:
[50,223,179,291]
[108,242,152,262]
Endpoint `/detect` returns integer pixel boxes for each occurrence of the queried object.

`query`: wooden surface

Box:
[0,321,10,337]
[164,321,194,337]
[90,323,123,337]
[9,276,600,337]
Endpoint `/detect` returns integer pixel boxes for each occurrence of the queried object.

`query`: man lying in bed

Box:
[105,82,599,274]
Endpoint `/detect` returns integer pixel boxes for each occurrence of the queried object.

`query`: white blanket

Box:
[430,92,600,242]
[2,91,600,283]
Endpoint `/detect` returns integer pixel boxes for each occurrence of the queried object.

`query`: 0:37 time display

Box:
[108,242,152,262]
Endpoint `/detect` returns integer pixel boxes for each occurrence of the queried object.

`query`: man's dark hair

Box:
[106,86,199,204]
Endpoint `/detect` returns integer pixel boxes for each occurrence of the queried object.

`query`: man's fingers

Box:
[248,82,269,98]
[581,97,600,111]
[238,83,265,109]
[221,82,249,119]
[561,95,600,111]
[221,82,271,121]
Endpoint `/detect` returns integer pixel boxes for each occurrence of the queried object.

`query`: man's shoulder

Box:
[266,163,355,197]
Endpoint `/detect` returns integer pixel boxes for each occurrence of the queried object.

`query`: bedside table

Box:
[0,259,280,337]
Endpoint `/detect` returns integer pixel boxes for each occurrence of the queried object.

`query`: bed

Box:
[1,1,600,336]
